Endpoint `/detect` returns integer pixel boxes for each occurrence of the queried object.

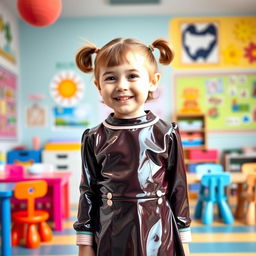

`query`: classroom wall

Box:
[0,10,253,154]
[19,16,172,147]
[19,15,256,151]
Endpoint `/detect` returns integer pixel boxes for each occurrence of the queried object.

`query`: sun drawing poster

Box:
[49,70,91,128]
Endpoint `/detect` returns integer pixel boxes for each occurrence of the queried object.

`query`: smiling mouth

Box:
[114,96,134,102]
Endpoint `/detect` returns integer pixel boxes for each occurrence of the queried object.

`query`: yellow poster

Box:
[170,16,256,69]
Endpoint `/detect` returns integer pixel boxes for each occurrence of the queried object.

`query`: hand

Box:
[78,245,95,256]
[182,243,190,256]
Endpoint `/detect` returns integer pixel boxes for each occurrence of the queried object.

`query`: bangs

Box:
[98,44,133,67]
[93,38,158,81]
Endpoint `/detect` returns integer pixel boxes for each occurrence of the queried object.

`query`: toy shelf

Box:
[173,113,207,150]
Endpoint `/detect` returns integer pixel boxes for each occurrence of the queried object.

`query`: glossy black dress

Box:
[74,111,191,256]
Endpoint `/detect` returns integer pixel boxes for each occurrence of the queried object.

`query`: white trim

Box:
[76,234,93,246]
[103,117,160,130]
[179,230,192,243]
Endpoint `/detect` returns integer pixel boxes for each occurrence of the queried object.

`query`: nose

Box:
[116,77,128,91]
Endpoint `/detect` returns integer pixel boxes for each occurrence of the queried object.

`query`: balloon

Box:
[17,0,62,27]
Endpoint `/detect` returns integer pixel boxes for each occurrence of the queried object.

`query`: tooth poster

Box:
[174,72,256,132]
[170,16,256,69]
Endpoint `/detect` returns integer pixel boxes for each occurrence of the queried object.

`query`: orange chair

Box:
[235,162,256,220]
[11,180,53,248]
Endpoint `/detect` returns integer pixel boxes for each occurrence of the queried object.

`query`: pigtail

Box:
[76,45,98,73]
[151,39,174,65]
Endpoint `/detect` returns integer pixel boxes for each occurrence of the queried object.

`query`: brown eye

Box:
[128,74,138,79]
[105,76,116,81]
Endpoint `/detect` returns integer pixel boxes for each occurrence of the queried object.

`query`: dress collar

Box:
[103,111,159,130]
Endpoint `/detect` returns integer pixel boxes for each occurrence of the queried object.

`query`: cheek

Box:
[101,88,112,99]
[140,85,151,96]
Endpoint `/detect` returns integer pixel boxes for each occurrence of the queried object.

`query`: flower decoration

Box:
[50,70,84,106]
[244,42,256,63]
[233,20,256,42]
[222,44,242,65]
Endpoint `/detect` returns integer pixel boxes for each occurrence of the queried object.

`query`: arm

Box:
[79,245,96,256]
[167,123,192,247]
[73,129,98,254]
[182,243,190,256]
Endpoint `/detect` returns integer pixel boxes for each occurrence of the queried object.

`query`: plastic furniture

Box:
[235,162,256,218]
[196,163,223,176]
[0,171,70,231]
[194,172,234,225]
[11,180,53,248]
[0,183,14,256]
[7,150,41,166]
[4,164,24,177]
[236,173,256,225]
[194,163,224,206]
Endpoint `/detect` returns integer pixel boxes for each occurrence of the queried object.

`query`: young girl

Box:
[73,38,191,256]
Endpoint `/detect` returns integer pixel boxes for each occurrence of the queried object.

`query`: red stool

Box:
[11,180,53,248]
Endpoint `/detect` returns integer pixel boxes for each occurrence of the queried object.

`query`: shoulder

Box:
[153,118,181,143]
[81,123,104,142]
[154,118,178,133]
[170,121,179,133]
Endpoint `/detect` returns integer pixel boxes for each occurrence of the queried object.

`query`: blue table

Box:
[0,183,14,256]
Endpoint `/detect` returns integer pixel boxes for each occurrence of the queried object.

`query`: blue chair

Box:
[194,172,234,225]
[196,163,223,175]
[194,163,223,217]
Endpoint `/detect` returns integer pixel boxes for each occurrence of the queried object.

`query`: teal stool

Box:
[194,163,223,218]
[194,172,234,225]
[196,163,223,175]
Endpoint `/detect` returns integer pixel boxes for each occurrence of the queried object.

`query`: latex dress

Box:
[74,111,191,256]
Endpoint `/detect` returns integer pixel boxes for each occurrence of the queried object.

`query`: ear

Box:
[149,73,160,92]
[94,80,102,95]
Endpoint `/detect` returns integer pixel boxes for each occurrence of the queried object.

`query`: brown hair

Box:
[76,38,174,100]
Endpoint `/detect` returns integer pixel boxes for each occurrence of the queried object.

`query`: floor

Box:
[9,197,256,256]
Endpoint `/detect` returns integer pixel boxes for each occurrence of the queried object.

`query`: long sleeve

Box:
[73,129,98,245]
[167,122,192,243]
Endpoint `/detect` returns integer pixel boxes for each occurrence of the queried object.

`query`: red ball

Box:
[17,0,62,27]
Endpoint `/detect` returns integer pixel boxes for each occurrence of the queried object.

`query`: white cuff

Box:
[76,234,93,246]
[179,228,192,243]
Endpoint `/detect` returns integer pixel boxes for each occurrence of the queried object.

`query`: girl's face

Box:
[95,52,160,119]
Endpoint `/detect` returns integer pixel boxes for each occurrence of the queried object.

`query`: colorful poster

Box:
[0,65,17,139]
[170,16,256,69]
[52,105,91,128]
[0,12,17,63]
[26,103,47,127]
[174,72,256,132]
[50,70,84,107]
